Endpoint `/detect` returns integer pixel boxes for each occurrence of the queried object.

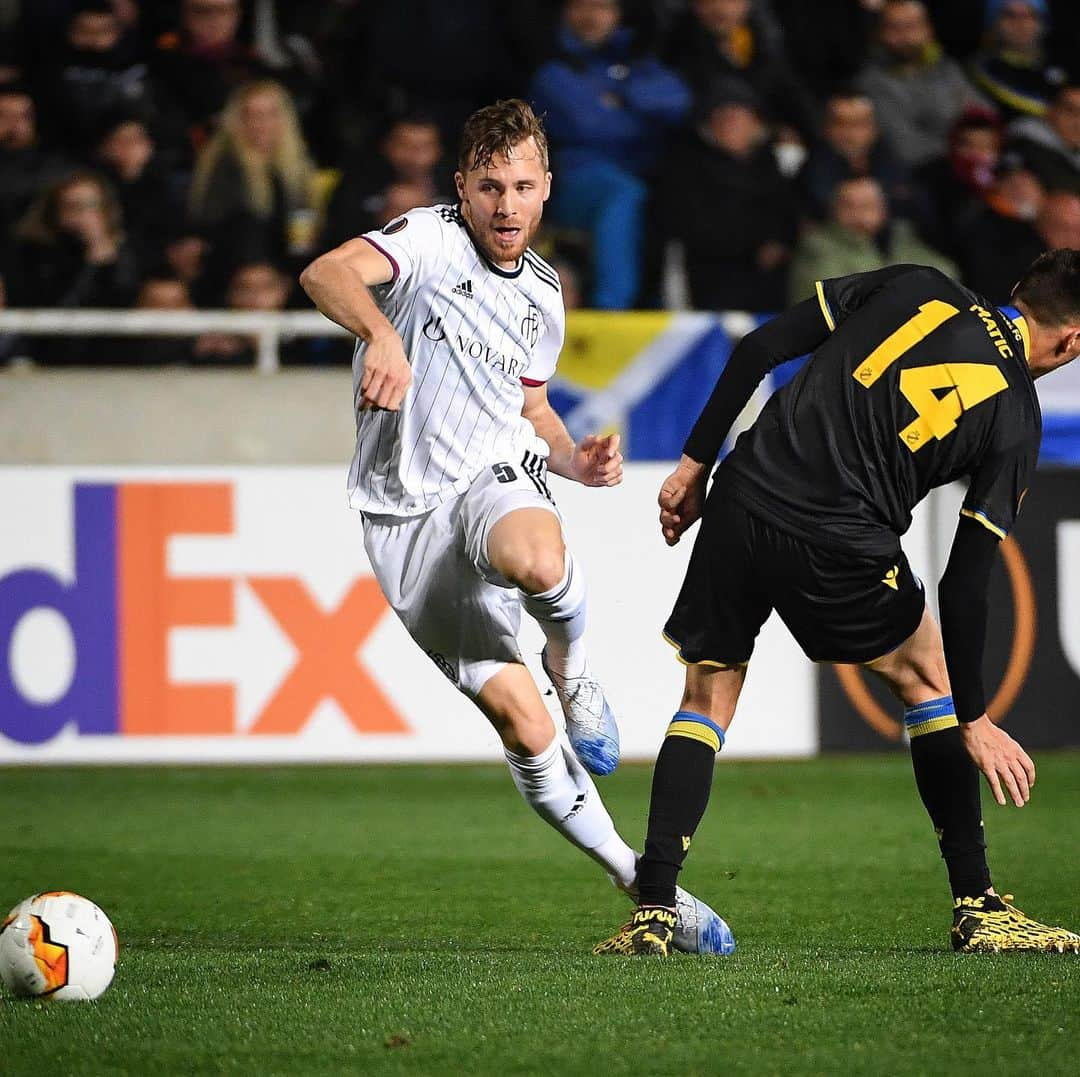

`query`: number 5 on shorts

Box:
[492,463,517,484]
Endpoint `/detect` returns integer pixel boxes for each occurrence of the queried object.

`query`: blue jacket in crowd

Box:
[530,26,691,177]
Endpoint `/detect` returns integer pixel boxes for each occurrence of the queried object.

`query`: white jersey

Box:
[346,204,565,516]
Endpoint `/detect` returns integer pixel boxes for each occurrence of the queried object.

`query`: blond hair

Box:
[190,80,314,219]
[458,98,549,173]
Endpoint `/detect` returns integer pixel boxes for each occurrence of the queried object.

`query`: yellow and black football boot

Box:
[952,894,1080,953]
[593,907,677,956]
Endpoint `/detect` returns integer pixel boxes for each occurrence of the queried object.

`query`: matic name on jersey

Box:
[347,204,564,517]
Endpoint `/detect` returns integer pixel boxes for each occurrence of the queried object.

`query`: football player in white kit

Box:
[300,100,733,953]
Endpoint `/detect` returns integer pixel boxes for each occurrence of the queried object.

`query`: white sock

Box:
[504,736,637,890]
[522,549,588,679]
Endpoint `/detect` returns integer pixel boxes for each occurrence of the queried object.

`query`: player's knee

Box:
[507,544,566,595]
[492,708,556,756]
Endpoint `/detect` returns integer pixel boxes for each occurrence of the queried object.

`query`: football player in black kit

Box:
[595,251,1080,955]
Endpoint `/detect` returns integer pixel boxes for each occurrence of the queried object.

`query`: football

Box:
[0,892,117,1001]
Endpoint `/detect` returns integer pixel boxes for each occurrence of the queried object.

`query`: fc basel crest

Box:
[521,303,540,348]
[381,216,408,235]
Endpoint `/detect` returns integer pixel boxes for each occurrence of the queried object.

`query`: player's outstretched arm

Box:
[681,297,830,468]
[654,298,831,546]
[300,239,412,411]
[522,385,623,487]
[939,517,1036,807]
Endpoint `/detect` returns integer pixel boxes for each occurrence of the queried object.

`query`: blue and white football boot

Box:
[541,649,620,776]
[671,885,736,955]
[604,864,736,955]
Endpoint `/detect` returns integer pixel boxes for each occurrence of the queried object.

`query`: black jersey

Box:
[720,265,1042,555]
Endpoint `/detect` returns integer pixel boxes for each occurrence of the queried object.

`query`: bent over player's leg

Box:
[865,607,994,902]
[486,504,620,776]
[593,664,743,956]
[594,496,765,955]
[637,664,744,908]
[867,607,1080,952]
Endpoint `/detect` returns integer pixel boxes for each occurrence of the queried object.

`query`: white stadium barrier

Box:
[0,309,351,374]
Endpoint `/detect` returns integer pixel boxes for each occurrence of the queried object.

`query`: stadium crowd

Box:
[1,0,1079,363]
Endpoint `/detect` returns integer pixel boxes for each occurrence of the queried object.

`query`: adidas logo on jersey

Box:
[452,279,474,298]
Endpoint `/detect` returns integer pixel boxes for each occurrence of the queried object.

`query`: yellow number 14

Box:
[897,363,1007,452]
[850,302,1009,453]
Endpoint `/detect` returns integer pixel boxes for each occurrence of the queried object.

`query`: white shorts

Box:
[362,452,562,697]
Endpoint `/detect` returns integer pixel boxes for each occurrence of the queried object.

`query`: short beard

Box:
[463,206,538,265]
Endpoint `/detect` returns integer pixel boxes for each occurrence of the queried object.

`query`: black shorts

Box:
[663,495,926,666]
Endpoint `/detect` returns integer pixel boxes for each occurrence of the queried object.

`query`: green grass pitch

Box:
[1,754,1077,1076]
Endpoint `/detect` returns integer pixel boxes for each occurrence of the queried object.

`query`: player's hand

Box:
[572,433,623,487]
[359,331,412,411]
[659,456,707,546]
[960,715,1036,807]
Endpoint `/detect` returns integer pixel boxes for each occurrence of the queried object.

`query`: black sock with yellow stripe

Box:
[906,696,991,899]
[637,711,724,908]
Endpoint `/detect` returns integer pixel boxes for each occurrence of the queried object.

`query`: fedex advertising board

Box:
[0,467,816,763]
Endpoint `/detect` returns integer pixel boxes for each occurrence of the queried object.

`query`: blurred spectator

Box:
[788,175,957,303]
[0,82,71,237]
[799,91,913,221]
[12,170,140,362]
[1035,189,1080,248]
[953,159,1045,299]
[666,0,817,139]
[189,80,316,269]
[320,114,447,251]
[95,113,183,269]
[138,275,193,312]
[223,259,291,310]
[986,156,1046,221]
[959,187,1080,303]
[531,0,691,309]
[858,0,985,168]
[1005,83,1080,195]
[35,1,152,155]
[163,231,213,302]
[151,0,270,153]
[969,1,1067,122]
[659,85,797,311]
[375,182,435,229]
[914,106,1003,253]
[193,259,308,364]
[119,275,199,364]
[551,256,584,310]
